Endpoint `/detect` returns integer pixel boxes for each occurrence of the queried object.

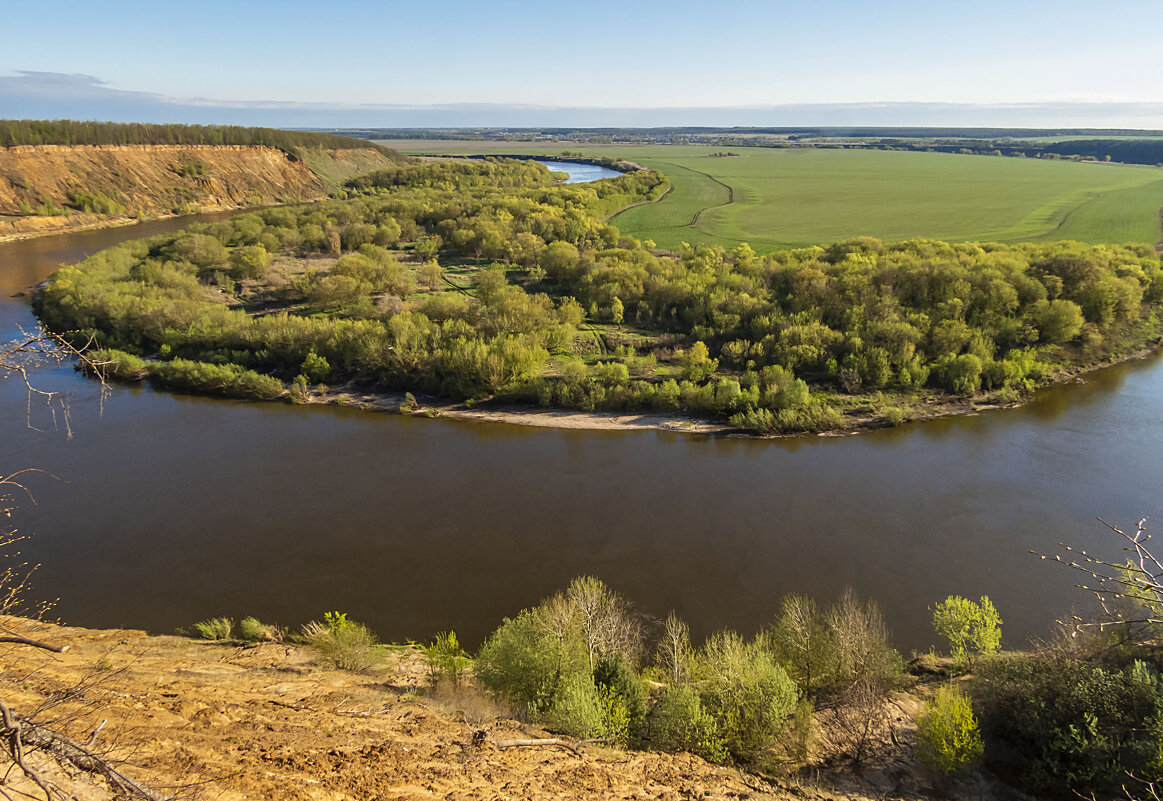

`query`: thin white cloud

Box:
[2,72,1162,129]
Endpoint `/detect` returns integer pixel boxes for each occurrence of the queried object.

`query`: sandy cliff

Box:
[0,617,1011,801]
[0,144,395,241]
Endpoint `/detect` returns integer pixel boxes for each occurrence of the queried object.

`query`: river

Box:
[2,219,1161,653]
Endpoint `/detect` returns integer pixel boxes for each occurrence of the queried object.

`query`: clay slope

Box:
[0,144,396,241]
[0,618,788,801]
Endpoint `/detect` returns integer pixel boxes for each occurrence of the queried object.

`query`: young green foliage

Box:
[916,685,984,776]
[300,611,381,672]
[192,617,233,640]
[425,630,469,687]
[932,595,1002,665]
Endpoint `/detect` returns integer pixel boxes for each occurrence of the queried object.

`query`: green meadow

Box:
[376,140,1163,251]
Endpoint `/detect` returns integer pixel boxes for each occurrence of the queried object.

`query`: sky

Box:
[3,0,1162,128]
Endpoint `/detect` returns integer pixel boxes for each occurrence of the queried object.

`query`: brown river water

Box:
[2,217,1162,652]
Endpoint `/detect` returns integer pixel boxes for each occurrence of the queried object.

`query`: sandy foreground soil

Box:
[0,617,1008,801]
[0,618,789,800]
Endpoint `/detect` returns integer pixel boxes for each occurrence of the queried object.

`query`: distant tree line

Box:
[328,126,1162,141]
[0,119,402,161]
[842,137,1163,166]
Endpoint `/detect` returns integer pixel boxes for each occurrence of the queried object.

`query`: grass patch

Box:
[300,612,383,672]
[193,617,233,640]
[380,140,1163,250]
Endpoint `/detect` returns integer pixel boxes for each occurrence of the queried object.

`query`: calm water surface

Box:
[535,160,624,183]
[3,221,1162,652]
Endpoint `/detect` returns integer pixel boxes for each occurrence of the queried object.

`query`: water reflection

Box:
[534,160,625,184]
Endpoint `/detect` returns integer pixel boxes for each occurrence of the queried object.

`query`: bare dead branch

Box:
[1,323,110,439]
[1032,518,1163,633]
[486,732,616,757]
[18,715,169,800]
[0,638,66,654]
[0,700,57,800]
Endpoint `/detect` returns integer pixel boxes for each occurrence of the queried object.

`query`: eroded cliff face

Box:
[0,618,783,801]
[0,617,1010,801]
[0,144,395,241]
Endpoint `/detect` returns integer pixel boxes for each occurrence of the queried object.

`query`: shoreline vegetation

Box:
[5,568,1159,799]
[259,338,1163,436]
[30,151,1163,437]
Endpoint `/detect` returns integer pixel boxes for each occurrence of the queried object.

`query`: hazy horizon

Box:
[3,72,1163,130]
[3,0,1161,129]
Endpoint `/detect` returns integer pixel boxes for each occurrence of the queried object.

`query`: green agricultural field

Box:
[376,140,1163,251]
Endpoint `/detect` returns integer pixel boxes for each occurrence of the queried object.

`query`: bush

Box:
[238,616,280,643]
[594,654,647,744]
[148,358,284,400]
[473,607,590,715]
[646,685,727,763]
[695,631,799,759]
[229,244,272,280]
[546,674,607,739]
[193,617,233,640]
[425,630,469,687]
[975,654,1163,793]
[89,348,148,381]
[300,611,381,672]
[916,685,984,776]
[768,594,835,696]
[932,595,1002,666]
[787,695,815,763]
[300,351,331,383]
[826,589,904,693]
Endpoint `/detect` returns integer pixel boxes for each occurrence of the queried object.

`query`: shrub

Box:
[932,595,1002,666]
[655,612,693,685]
[546,674,607,739]
[193,617,233,640]
[65,189,125,216]
[826,589,903,693]
[148,358,284,400]
[229,244,272,280]
[645,685,727,763]
[300,351,331,383]
[594,654,647,744]
[916,685,984,776]
[290,374,310,402]
[473,607,590,715]
[975,654,1163,793]
[768,594,835,696]
[787,695,815,763]
[238,616,280,643]
[425,630,469,687]
[882,406,910,426]
[936,353,983,395]
[695,631,798,759]
[89,348,148,381]
[563,575,643,670]
[300,611,381,672]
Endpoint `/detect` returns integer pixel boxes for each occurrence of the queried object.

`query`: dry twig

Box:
[1031,518,1163,630]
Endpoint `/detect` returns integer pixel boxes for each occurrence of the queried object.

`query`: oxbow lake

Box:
[2,218,1162,652]
[534,160,624,183]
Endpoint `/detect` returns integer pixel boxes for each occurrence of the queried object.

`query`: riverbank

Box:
[282,338,1160,437]
[0,616,774,800]
[0,616,1007,801]
[0,142,399,243]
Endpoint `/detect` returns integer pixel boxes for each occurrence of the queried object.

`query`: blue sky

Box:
[3,0,1162,126]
